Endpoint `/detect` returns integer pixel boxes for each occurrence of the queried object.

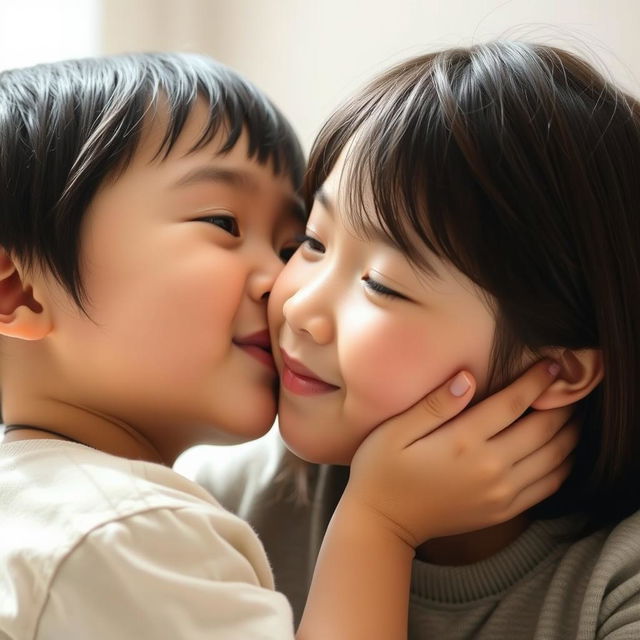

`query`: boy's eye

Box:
[199,215,239,237]
[279,244,300,263]
[362,275,406,300]
[296,233,325,254]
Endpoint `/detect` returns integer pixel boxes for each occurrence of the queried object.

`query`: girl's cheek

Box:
[269,253,309,318]
[341,316,445,422]
[268,267,297,330]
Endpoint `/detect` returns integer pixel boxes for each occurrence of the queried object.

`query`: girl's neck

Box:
[415,514,531,565]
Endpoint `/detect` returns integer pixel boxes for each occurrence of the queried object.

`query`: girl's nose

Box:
[282,288,334,345]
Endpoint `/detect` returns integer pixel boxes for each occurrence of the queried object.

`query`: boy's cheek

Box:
[267,290,283,330]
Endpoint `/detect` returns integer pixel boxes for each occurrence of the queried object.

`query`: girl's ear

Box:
[530,348,604,410]
[0,247,53,341]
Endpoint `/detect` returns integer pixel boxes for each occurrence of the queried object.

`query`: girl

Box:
[197,41,640,639]
[0,52,570,638]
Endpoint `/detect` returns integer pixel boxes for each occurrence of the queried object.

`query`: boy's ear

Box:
[530,348,604,410]
[0,247,53,341]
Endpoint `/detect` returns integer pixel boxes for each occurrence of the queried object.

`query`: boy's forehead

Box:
[119,100,305,220]
[172,163,306,222]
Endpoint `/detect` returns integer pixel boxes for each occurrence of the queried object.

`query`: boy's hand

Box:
[343,360,576,547]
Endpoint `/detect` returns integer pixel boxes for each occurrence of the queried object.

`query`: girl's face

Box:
[269,156,497,464]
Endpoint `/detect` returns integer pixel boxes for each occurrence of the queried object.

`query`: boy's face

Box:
[46,103,303,460]
[269,155,496,465]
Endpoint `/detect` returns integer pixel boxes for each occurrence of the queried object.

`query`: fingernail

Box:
[548,362,561,377]
[449,372,471,397]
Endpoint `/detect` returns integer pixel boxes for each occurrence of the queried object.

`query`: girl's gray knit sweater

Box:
[190,432,640,639]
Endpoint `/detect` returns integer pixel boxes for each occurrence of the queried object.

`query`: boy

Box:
[0,51,305,639]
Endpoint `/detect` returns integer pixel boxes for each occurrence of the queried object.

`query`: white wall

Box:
[0,0,100,69]
[100,0,640,152]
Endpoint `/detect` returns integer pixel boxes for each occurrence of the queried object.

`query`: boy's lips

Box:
[233,329,275,371]
[280,350,339,396]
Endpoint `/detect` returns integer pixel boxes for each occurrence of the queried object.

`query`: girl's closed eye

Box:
[362,274,409,301]
[197,214,240,237]
[297,233,326,255]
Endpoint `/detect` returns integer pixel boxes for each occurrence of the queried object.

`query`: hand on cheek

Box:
[342,359,576,547]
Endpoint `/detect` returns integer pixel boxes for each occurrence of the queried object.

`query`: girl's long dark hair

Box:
[306,42,640,532]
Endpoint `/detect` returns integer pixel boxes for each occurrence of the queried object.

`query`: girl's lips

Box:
[280,350,339,396]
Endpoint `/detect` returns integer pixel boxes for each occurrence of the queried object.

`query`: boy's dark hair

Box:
[0,52,304,307]
[306,41,640,533]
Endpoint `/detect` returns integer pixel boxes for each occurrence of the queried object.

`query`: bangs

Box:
[145,54,304,186]
[305,41,623,299]
[305,50,461,276]
[88,53,304,188]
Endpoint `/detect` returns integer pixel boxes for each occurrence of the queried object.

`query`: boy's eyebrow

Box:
[174,166,253,189]
[173,166,306,221]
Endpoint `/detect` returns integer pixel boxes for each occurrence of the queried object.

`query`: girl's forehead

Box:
[316,145,476,288]
[317,153,401,239]
[312,182,446,288]
[319,148,374,214]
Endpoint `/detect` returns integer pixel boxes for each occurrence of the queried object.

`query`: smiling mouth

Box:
[280,350,339,396]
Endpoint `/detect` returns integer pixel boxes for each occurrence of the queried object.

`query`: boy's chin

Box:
[206,421,276,447]
[214,400,277,445]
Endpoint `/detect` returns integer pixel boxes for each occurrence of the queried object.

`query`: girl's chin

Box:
[283,448,352,466]
[277,425,356,466]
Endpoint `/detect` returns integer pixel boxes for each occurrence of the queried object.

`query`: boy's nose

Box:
[249,273,275,302]
[247,252,284,302]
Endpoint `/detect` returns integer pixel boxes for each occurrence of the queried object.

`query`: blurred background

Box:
[1,0,639,152]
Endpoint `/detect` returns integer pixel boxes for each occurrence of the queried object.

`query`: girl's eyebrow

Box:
[316,185,394,250]
[316,185,398,248]
[315,186,440,278]
[314,187,335,218]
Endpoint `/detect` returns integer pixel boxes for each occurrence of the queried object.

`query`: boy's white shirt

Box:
[0,438,293,640]
[179,425,333,621]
